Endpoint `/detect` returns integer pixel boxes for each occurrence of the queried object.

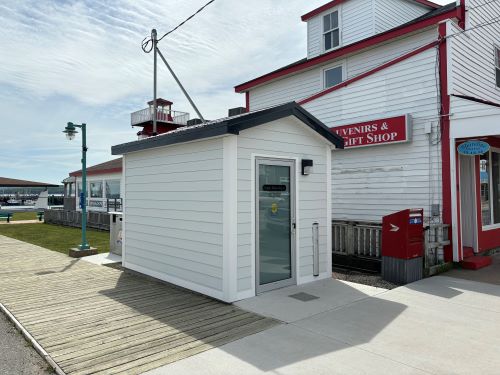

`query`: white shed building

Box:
[112,103,344,302]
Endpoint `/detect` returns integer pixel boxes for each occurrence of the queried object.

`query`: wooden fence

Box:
[44,209,110,231]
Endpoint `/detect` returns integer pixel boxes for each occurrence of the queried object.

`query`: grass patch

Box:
[0,223,109,255]
[10,211,39,221]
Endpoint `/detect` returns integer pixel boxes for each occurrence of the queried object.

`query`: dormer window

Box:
[323,10,340,52]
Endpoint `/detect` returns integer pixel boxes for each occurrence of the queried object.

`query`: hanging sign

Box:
[331,115,411,148]
[457,140,490,156]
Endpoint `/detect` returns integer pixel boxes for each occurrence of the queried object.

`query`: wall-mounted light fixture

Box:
[301,159,313,175]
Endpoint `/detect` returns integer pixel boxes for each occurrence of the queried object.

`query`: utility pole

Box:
[152,29,158,135]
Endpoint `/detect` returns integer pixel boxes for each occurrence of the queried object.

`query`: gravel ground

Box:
[0,311,52,375]
[332,268,399,289]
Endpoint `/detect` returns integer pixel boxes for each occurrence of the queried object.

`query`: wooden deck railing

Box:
[332,220,382,259]
[333,220,450,266]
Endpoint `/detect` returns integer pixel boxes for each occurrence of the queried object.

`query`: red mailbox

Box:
[382,208,424,259]
[382,209,424,284]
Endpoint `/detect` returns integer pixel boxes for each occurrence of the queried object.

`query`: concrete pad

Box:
[80,252,121,265]
[446,253,500,285]
[144,323,428,375]
[235,278,388,323]
[149,275,500,375]
[296,279,500,374]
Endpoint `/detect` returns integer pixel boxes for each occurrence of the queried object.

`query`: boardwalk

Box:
[0,236,277,375]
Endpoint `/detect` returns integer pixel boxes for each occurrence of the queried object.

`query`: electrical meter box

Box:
[382,208,424,284]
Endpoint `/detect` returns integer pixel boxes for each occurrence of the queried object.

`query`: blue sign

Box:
[409,217,422,225]
[458,141,490,156]
[79,192,85,209]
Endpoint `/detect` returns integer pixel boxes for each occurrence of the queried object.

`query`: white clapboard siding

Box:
[123,138,225,294]
[374,0,430,34]
[343,0,376,46]
[250,28,437,110]
[448,1,500,104]
[307,0,374,59]
[302,47,442,222]
[236,117,329,291]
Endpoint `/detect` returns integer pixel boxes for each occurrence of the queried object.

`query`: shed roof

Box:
[70,157,123,177]
[112,102,344,155]
[0,177,59,188]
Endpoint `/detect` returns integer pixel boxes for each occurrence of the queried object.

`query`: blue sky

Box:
[0,0,449,184]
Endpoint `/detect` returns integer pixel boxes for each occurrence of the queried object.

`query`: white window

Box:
[323,11,340,52]
[481,149,500,227]
[89,181,103,198]
[106,180,121,199]
[324,65,343,89]
[495,46,500,88]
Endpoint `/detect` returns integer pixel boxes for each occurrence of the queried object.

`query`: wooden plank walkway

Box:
[0,236,278,375]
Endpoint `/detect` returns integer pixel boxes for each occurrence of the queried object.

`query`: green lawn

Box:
[10,211,39,221]
[0,223,109,255]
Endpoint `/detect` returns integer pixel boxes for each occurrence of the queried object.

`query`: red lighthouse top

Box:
[130,98,190,139]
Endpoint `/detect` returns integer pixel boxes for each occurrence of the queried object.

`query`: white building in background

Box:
[63,158,123,212]
[235,0,500,264]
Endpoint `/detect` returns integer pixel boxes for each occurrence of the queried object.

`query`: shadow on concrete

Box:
[93,273,407,373]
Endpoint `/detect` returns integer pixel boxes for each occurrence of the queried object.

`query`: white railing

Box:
[425,223,450,267]
[332,220,382,258]
[333,220,451,265]
[130,108,189,126]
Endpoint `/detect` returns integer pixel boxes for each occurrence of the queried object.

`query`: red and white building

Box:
[235,0,500,264]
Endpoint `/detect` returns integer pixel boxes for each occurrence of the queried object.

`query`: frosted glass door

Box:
[256,159,295,292]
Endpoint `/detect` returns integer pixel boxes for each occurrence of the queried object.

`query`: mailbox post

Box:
[382,208,424,284]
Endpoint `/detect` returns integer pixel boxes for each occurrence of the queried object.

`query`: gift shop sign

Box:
[331,115,411,148]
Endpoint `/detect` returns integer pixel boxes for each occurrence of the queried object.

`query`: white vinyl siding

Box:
[448,2,500,104]
[342,0,375,45]
[302,47,442,221]
[307,0,374,59]
[306,0,431,59]
[250,28,437,110]
[374,0,430,34]
[236,117,330,292]
[122,138,225,294]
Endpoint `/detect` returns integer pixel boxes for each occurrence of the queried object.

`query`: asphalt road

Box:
[0,312,52,375]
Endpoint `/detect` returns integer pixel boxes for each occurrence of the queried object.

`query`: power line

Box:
[158,0,215,42]
[444,16,500,39]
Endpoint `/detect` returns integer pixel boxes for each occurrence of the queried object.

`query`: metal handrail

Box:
[131,108,189,126]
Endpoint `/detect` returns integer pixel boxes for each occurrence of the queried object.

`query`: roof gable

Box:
[301,0,440,22]
[236,2,459,93]
[112,103,344,155]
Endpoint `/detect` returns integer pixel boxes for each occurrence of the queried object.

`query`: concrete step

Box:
[460,256,493,270]
[463,247,475,258]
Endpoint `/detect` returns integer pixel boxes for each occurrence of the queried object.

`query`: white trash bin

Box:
[109,212,123,256]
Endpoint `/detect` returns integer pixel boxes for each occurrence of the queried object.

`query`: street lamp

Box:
[63,122,96,256]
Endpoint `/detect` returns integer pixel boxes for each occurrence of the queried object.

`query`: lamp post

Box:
[63,122,96,256]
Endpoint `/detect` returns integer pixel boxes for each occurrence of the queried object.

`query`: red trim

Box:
[459,0,466,28]
[301,0,440,22]
[438,22,454,262]
[301,0,347,22]
[235,7,460,93]
[298,41,438,105]
[245,92,250,112]
[70,167,122,177]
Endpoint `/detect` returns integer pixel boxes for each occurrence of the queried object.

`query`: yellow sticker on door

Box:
[271,202,278,215]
